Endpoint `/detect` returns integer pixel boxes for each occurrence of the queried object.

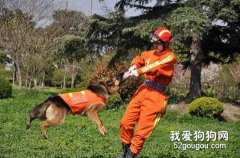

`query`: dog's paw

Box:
[98,126,107,136]
[42,134,48,139]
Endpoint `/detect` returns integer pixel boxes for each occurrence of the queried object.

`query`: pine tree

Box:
[89,0,240,102]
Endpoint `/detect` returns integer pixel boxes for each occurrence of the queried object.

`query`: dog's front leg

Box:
[86,110,107,135]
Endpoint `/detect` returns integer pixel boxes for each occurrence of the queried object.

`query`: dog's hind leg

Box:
[26,101,51,129]
[40,119,60,139]
[40,103,67,139]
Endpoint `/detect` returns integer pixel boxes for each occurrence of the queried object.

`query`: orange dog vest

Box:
[59,90,106,115]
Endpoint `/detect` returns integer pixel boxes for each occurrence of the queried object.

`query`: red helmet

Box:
[150,27,172,43]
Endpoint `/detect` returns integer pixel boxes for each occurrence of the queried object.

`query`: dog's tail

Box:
[26,99,52,129]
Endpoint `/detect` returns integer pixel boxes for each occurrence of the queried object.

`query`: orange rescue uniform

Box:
[59,90,106,115]
[120,48,176,155]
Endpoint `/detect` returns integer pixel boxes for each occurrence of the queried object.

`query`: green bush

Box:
[0,78,12,99]
[0,69,12,79]
[188,97,224,118]
[106,92,122,109]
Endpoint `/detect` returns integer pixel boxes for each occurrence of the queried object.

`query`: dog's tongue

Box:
[123,71,130,80]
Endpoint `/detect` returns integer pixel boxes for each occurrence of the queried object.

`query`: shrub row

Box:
[0,78,12,99]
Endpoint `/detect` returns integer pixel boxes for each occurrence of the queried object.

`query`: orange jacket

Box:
[59,90,106,115]
[131,48,176,87]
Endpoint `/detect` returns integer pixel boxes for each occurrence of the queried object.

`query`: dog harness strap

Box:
[144,79,166,92]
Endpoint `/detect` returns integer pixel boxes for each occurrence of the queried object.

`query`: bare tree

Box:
[2,0,56,22]
[0,0,57,88]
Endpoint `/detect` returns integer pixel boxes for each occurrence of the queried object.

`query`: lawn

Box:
[0,89,240,158]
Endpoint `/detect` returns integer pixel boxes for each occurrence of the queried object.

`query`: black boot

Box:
[119,143,130,158]
[126,148,136,158]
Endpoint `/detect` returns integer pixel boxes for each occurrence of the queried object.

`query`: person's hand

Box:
[123,69,139,79]
[129,69,139,77]
[128,65,137,72]
[123,71,131,80]
[122,65,137,80]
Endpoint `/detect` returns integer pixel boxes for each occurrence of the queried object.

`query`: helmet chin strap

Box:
[163,42,169,51]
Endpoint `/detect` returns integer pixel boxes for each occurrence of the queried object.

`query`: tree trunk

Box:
[63,64,67,89]
[15,60,22,89]
[25,79,28,87]
[12,62,16,85]
[34,79,37,87]
[42,71,45,87]
[186,36,202,103]
[71,64,75,88]
[28,79,32,89]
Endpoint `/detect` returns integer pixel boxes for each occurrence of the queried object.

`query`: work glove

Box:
[123,71,130,80]
[123,65,139,80]
[129,69,139,77]
[123,69,139,79]
[128,65,137,72]
[123,65,136,80]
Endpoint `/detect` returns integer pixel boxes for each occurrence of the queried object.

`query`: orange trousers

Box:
[120,85,167,155]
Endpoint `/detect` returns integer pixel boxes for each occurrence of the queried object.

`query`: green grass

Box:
[0,89,240,158]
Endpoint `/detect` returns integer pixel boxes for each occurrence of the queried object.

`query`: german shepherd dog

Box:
[26,76,123,139]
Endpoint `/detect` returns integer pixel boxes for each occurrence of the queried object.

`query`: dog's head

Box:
[87,74,124,99]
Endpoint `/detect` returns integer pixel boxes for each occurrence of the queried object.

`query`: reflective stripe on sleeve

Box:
[140,55,174,73]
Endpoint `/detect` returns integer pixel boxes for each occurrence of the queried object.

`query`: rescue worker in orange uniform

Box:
[119,27,176,158]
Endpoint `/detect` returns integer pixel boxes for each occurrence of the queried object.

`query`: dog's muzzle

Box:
[117,72,128,86]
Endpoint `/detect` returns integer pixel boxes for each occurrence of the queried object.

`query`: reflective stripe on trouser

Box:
[120,85,167,155]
